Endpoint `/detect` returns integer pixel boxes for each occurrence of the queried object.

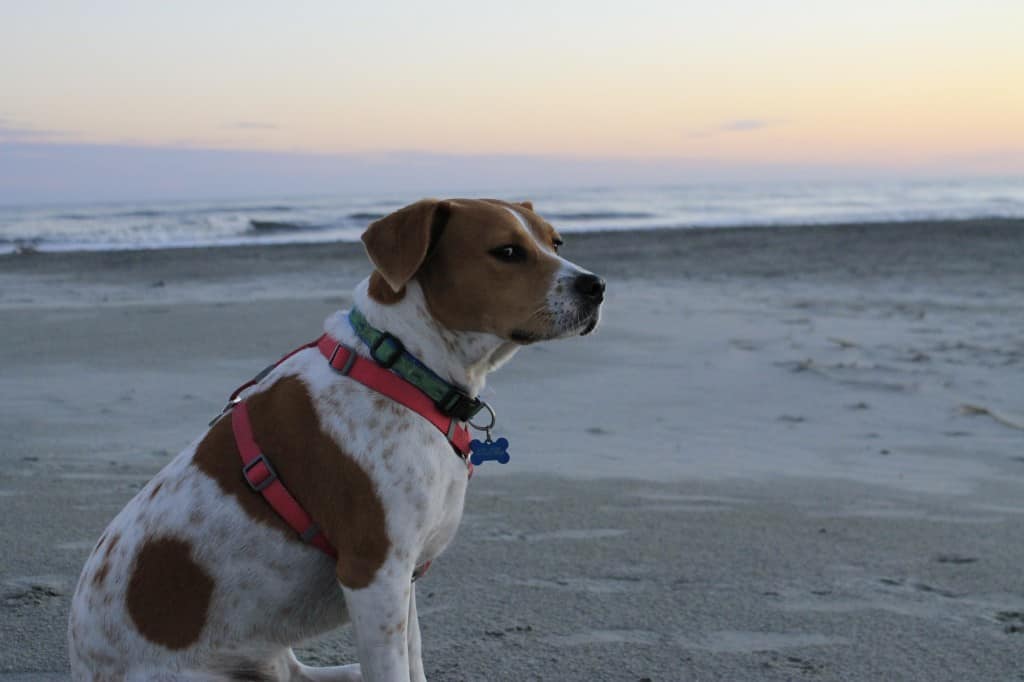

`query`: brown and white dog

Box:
[68,198,605,681]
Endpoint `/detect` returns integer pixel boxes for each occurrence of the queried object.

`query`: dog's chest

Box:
[305,359,470,562]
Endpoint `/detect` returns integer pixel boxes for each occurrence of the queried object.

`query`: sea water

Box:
[1,177,1022,254]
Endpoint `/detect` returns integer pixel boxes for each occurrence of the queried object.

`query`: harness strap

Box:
[222,323,475,572]
[227,340,320,405]
[231,401,437,581]
[231,400,337,558]
[315,334,472,456]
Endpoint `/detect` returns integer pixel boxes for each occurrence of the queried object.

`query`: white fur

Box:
[69,243,598,681]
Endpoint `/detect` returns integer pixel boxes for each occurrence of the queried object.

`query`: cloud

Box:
[689,117,782,139]
[719,118,774,132]
[224,121,280,130]
[0,117,73,142]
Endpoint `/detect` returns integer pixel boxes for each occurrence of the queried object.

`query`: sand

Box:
[1,219,1023,680]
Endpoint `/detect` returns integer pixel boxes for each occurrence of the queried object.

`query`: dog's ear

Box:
[518,200,534,211]
[361,199,451,292]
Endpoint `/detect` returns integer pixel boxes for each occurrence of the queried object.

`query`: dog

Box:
[68,198,605,681]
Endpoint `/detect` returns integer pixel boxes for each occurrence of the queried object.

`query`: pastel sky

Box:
[1,1,1023,200]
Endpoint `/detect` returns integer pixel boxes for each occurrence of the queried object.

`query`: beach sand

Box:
[1,219,1023,680]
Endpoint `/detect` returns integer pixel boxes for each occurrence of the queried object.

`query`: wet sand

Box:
[2,219,1023,680]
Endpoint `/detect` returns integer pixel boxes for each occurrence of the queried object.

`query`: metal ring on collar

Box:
[468,400,496,431]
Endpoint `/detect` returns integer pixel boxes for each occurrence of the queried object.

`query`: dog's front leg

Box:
[406,582,426,682]
[342,564,414,682]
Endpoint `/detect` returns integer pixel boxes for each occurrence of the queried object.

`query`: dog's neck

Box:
[330,277,519,398]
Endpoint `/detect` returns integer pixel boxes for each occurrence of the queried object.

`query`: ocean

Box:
[1,176,1022,254]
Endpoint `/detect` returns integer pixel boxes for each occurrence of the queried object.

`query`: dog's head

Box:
[361,198,604,344]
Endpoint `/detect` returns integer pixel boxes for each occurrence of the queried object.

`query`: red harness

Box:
[223,332,472,568]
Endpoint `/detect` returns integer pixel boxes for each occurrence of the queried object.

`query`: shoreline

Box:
[2,217,1022,314]
[3,215,1023,261]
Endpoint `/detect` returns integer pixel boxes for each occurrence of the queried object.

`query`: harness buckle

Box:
[369,333,404,368]
[242,454,278,493]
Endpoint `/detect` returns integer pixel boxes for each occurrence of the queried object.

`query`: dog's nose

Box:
[573,273,606,303]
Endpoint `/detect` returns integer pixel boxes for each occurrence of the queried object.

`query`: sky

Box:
[1,0,1023,202]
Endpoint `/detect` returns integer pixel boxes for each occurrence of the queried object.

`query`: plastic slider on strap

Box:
[369,333,404,368]
[242,454,278,492]
[412,560,432,582]
[300,523,322,543]
[436,388,483,421]
[328,343,357,375]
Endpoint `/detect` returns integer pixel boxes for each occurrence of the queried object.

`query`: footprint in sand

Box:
[545,629,660,647]
[933,554,979,564]
[499,574,647,594]
[676,630,844,653]
[523,529,626,541]
[3,575,69,608]
[608,492,748,514]
[995,611,1024,634]
[479,528,627,542]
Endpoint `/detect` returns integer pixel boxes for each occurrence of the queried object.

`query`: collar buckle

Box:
[436,388,484,421]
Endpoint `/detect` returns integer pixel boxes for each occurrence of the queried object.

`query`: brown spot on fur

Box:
[101,618,119,646]
[126,536,213,650]
[149,481,163,499]
[92,561,110,587]
[192,375,390,589]
[368,270,406,304]
[104,533,120,560]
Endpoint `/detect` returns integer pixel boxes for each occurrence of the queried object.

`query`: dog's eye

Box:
[552,238,563,252]
[490,245,528,263]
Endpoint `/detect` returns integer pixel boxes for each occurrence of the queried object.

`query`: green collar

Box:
[348,307,486,422]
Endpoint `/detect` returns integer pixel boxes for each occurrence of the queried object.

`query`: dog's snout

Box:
[573,273,606,303]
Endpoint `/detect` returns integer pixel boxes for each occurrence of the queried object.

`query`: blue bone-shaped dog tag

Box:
[469,437,510,466]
